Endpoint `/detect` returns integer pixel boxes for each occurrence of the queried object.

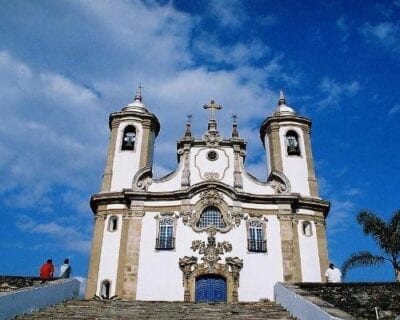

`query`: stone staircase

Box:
[15,299,296,319]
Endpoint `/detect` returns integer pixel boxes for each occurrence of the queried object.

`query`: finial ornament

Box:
[231,114,239,138]
[203,99,222,121]
[186,113,193,123]
[134,83,143,102]
[279,89,286,105]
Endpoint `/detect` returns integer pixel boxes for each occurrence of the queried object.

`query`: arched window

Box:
[108,216,118,232]
[101,280,111,299]
[248,220,267,252]
[197,206,225,228]
[156,217,175,250]
[302,221,312,237]
[286,130,301,156]
[121,125,136,151]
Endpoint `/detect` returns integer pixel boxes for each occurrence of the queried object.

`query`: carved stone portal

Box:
[179,234,243,302]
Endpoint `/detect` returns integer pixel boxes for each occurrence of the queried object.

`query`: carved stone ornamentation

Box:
[204,172,220,180]
[132,167,153,191]
[267,170,291,194]
[188,189,237,233]
[179,235,243,302]
[202,131,223,146]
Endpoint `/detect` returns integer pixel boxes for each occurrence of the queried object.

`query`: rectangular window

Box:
[156,218,175,250]
[247,220,267,253]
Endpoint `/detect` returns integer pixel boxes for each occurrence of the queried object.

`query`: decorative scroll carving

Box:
[204,172,220,180]
[202,131,223,146]
[181,145,191,187]
[132,166,153,191]
[267,170,291,194]
[179,234,243,302]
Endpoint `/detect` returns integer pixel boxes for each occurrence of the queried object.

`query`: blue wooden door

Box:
[195,275,227,303]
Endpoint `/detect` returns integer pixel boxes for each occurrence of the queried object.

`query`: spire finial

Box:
[184,113,193,138]
[134,83,143,102]
[231,114,239,138]
[279,89,286,105]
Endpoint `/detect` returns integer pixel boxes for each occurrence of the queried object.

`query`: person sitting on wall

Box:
[324,263,342,283]
[40,259,54,281]
[59,258,72,278]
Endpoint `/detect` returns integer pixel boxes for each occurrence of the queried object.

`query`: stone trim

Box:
[266,123,283,172]
[139,120,153,169]
[101,126,118,192]
[315,221,329,282]
[278,214,302,282]
[115,212,130,297]
[121,214,143,299]
[302,126,319,197]
[85,213,106,299]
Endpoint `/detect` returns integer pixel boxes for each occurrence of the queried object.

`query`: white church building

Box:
[85,90,330,302]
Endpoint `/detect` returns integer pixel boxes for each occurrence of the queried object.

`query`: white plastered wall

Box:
[110,120,143,191]
[279,126,310,196]
[96,215,123,296]
[297,220,321,282]
[135,208,284,301]
[190,147,234,186]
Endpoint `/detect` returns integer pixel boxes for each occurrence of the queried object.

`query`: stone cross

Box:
[203,100,222,120]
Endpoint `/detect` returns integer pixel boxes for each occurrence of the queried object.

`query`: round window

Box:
[207,150,218,161]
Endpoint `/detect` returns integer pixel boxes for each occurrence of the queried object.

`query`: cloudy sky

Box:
[1,0,399,283]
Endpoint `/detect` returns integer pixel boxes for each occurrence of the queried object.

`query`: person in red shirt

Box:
[39,259,54,280]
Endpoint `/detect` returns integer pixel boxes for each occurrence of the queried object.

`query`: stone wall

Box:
[0,276,57,293]
[296,282,400,319]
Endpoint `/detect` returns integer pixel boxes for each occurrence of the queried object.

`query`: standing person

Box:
[39,259,54,280]
[59,258,72,278]
[324,263,342,283]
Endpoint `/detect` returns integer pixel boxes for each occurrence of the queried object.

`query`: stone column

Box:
[101,120,120,192]
[115,211,130,297]
[315,218,329,282]
[279,213,302,282]
[122,202,144,300]
[139,120,152,169]
[302,125,319,197]
[267,123,283,172]
[85,212,106,299]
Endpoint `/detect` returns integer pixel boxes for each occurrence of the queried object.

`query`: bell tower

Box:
[260,91,319,197]
[101,88,160,192]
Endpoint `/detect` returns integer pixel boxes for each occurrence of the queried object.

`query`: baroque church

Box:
[85,90,330,303]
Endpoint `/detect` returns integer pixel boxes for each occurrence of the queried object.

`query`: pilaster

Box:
[101,120,120,192]
[278,212,302,282]
[85,210,106,298]
[115,211,130,296]
[315,219,329,282]
[302,125,319,197]
[267,123,283,172]
[122,202,144,299]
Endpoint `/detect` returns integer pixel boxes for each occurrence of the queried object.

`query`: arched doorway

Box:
[195,274,227,303]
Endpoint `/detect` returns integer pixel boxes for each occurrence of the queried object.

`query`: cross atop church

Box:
[203,100,222,120]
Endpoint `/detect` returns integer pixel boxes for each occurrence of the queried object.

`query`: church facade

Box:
[85,90,330,302]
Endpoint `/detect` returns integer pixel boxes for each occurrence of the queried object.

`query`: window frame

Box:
[197,206,226,228]
[107,216,119,232]
[302,220,313,237]
[247,218,267,253]
[155,214,176,251]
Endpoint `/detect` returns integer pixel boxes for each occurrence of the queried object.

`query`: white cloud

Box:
[388,104,400,116]
[336,15,350,43]
[208,0,245,28]
[16,216,91,254]
[360,21,400,51]
[316,77,360,109]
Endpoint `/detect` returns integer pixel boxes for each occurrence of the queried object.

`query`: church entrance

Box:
[195,274,227,303]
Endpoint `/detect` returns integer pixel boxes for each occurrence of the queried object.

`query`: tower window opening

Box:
[156,217,175,250]
[197,206,225,228]
[108,216,118,232]
[121,125,136,151]
[248,220,267,252]
[286,130,301,156]
[101,280,111,299]
[302,221,312,237]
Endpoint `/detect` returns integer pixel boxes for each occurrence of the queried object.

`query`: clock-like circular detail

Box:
[207,150,218,161]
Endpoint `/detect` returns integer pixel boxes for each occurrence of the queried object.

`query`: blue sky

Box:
[1,0,399,284]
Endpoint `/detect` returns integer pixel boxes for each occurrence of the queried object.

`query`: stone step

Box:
[15,300,295,320]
